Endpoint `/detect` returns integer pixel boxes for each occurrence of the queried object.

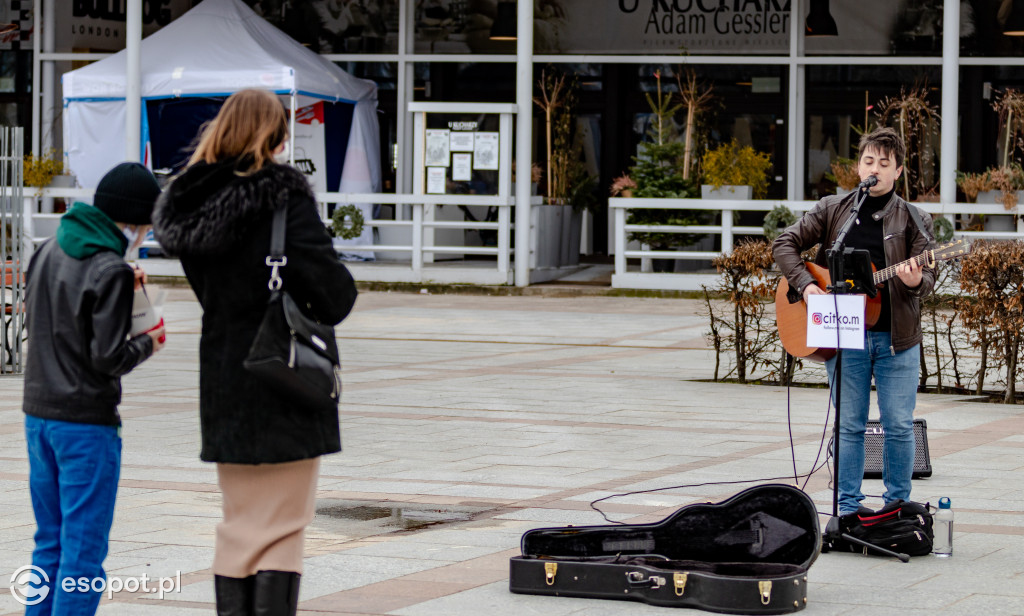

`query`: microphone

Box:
[858,176,878,190]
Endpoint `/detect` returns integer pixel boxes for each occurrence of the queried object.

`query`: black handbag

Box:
[243,205,341,413]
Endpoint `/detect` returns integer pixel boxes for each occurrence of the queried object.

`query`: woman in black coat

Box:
[153,89,357,616]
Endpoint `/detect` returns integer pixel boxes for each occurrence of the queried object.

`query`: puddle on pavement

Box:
[315,503,476,531]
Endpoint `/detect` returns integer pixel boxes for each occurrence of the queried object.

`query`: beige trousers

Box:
[212,457,320,577]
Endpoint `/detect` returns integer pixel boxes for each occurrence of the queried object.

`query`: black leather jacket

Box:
[22,239,153,425]
[772,191,936,353]
[154,162,357,464]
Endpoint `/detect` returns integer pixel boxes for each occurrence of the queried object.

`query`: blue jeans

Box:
[24,415,121,616]
[825,332,918,515]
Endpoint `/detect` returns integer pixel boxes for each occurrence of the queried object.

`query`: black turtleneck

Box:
[844,188,893,332]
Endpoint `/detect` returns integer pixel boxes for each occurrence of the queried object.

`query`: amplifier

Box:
[863,418,932,479]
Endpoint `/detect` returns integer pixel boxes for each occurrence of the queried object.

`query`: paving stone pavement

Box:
[1,288,1022,615]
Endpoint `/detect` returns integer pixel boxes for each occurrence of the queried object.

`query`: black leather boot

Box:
[253,570,301,616]
[215,574,255,616]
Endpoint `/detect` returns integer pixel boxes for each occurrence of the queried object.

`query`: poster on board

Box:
[452,153,472,181]
[426,167,447,194]
[473,132,499,170]
[450,131,474,152]
[426,129,451,167]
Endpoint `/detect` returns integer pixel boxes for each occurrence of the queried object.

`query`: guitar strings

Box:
[875,252,929,284]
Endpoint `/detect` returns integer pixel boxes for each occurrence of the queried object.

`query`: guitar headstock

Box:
[933,239,971,262]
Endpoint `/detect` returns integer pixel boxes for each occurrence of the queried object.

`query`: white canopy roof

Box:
[61,0,381,210]
[62,0,376,105]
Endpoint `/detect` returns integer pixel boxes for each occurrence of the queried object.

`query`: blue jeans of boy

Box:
[825,331,918,515]
[24,415,121,616]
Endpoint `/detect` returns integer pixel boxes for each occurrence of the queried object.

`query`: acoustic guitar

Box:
[775,239,970,362]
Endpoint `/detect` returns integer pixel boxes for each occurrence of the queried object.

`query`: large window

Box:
[413,1,792,56]
[958,66,1024,177]
[246,0,400,54]
[805,65,942,200]
[960,0,1024,58]
[631,65,787,199]
[806,1,943,57]
[0,51,30,128]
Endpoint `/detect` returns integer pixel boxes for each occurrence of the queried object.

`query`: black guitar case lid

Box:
[509,483,821,614]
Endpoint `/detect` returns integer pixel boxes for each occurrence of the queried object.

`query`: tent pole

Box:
[289,93,296,165]
[125,0,142,162]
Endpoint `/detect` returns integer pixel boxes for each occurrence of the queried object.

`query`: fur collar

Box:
[153,162,313,256]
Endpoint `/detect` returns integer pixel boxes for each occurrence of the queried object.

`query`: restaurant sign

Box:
[537,0,792,54]
[59,0,194,51]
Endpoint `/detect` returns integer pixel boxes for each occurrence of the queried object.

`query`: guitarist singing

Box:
[772,127,936,516]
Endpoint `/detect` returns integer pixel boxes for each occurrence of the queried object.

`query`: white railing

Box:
[609,197,1024,291]
[315,190,516,284]
[24,188,517,285]
[25,190,1024,290]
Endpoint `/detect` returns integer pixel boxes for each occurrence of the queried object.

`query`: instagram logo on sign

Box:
[811,313,823,325]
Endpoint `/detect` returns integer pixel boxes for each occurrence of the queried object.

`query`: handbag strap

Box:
[266,205,288,291]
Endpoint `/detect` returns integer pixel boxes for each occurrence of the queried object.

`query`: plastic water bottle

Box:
[933,497,953,557]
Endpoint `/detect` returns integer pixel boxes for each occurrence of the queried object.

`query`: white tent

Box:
[62,0,380,256]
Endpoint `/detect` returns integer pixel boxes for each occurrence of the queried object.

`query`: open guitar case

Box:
[509,484,821,614]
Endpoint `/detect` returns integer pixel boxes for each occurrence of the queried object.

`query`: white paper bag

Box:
[130,287,166,337]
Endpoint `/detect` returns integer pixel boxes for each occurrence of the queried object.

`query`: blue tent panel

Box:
[323,102,354,193]
[146,97,355,185]
[146,97,225,172]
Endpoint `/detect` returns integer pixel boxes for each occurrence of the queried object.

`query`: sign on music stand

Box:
[805,295,866,350]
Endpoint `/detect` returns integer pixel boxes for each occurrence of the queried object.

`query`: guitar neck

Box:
[873,252,931,285]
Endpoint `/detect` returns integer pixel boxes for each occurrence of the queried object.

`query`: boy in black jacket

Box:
[22,162,166,616]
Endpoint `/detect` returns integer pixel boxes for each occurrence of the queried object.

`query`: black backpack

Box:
[833,500,934,557]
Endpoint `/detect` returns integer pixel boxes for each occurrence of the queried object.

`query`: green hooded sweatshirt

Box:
[56,202,128,259]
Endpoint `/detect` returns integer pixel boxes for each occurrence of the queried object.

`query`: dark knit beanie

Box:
[93,162,161,225]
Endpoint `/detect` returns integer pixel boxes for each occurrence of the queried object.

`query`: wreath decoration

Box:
[331,205,365,240]
[763,205,798,242]
[932,216,954,243]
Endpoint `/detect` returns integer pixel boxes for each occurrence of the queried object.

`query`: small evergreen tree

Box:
[627,70,703,248]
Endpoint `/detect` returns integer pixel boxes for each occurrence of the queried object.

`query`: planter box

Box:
[984,214,1015,232]
[700,184,752,200]
[534,203,582,269]
[978,190,1018,232]
[978,189,1006,205]
[672,234,716,273]
[47,175,76,188]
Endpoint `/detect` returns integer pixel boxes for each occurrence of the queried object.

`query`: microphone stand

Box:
[819,180,909,561]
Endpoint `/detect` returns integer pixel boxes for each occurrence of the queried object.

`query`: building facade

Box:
[5,0,1024,282]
